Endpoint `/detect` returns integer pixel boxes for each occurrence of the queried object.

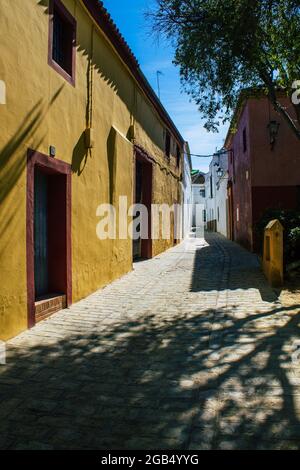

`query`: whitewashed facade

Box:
[205,151,229,237]
[191,171,206,236]
[181,143,193,238]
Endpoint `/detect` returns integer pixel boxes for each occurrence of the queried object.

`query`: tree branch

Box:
[259,68,300,140]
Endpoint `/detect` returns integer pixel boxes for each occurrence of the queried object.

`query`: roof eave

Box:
[81,0,185,146]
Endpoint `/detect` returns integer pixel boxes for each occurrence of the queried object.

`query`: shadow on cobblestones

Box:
[1,235,300,449]
[191,235,278,303]
[1,302,300,450]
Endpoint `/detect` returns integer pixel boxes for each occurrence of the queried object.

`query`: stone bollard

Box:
[263,219,284,287]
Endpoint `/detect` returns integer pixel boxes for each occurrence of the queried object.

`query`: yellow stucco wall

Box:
[0,0,182,340]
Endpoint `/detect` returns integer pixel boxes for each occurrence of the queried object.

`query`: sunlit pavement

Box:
[1,233,300,449]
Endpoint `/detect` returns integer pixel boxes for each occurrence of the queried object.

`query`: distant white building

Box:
[205,150,229,237]
[181,142,193,239]
[191,170,206,234]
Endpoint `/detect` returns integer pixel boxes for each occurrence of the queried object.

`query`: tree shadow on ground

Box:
[1,299,300,450]
[190,233,278,303]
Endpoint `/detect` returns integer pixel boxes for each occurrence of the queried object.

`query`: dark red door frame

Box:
[26,149,72,328]
[134,145,153,259]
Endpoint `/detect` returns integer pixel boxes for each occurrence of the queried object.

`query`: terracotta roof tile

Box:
[82,0,184,145]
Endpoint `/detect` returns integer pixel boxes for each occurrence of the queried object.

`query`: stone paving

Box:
[1,233,300,450]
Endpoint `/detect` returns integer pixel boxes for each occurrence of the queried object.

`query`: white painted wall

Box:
[192,181,206,229]
[181,144,192,238]
[205,172,215,227]
[205,152,229,237]
[216,175,228,237]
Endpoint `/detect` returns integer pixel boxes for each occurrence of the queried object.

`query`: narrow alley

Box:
[1,234,300,450]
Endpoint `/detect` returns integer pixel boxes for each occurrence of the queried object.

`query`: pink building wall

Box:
[249,97,300,187]
[227,95,300,252]
[228,102,253,250]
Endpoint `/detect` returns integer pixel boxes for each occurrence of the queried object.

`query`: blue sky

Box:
[103,0,229,172]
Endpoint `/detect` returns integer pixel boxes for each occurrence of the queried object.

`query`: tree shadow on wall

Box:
[36,0,163,151]
[0,301,300,450]
[0,86,64,257]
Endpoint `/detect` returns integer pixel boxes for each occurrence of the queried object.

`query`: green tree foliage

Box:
[150,0,300,137]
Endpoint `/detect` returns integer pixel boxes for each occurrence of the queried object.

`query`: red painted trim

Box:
[227,181,234,242]
[26,155,35,328]
[134,145,153,259]
[48,0,77,87]
[26,149,72,328]
[27,149,72,175]
[66,172,72,306]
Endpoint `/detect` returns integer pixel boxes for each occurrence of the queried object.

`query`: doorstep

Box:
[35,294,67,323]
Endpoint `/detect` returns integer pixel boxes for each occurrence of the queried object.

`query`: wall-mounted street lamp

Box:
[268,120,280,150]
[217,167,224,178]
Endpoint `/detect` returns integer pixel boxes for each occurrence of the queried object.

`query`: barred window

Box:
[49,0,76,85]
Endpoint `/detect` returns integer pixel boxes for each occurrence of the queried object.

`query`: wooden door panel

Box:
[34,169,49,298]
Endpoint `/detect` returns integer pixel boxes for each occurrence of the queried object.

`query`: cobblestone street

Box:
[1,234,300,450]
